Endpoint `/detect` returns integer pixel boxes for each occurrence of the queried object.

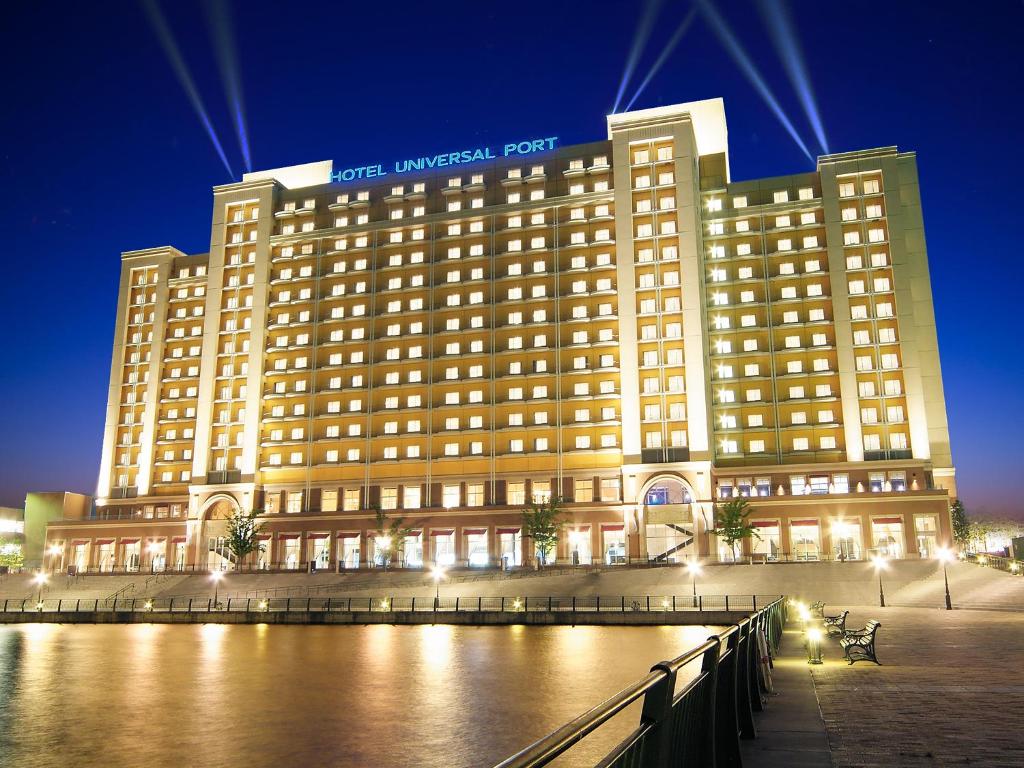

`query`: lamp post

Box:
[936,547,954,610]
[686,560,702,607]
[210,570,224,609]
[806,627,824,664]
[33,572,48,608]
[871,555,887,608]
[431,564,445,610]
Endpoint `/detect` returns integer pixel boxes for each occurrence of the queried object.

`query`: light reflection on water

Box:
[0,623,715,768]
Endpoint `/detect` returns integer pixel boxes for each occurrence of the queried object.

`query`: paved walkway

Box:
[747,607,1024,768]
[811,607,1024,767]
[742,627,831,767]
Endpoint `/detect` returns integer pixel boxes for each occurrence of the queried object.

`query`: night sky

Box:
[1,1,1020,518]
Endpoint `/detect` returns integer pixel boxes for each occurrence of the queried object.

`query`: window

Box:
[600,478,620,502]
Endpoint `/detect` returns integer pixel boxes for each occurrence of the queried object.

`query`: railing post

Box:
[699,595,703,611]
[737,620,758,739]
[714,630,743,766]
[455,597,460,612]
[187,598,192,612]
[94,599,99,612]
[76,599,81,612]
[726,595,730,612]
[639,661,678,764]
[478,596,482,612]
[287,598,291,612]
[58,599,62,612]
[306,598,311,612]
[548,596,552,612]
[572,596,576,613]
[500,596,505,612]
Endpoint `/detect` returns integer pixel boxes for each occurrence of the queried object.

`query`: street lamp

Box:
[430,564,446,609]
[871,555,887,608]
[33,572,48,607]
[210,570,224,608]
[686,560,702,607]
[936,547,954,610]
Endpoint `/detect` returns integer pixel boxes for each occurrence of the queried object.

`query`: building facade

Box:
[45,99,956,573]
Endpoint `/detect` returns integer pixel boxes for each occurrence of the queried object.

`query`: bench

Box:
[840,620,882,665]
[810,601,825,618]
[823,610,849,637]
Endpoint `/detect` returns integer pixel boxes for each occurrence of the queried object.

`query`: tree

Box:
[0,538,24,571]
[224,509,266,570]
[950,500,970,549]
[712,497,760,562]
[522,496,567,567]
[373,509,413,570]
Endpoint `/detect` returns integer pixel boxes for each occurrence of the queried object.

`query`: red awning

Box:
[790,520,819,527]
[95,539,114,545]
[601,524,624,532]
[308,533,329,539]
[873,517,903,525]
[430,530,454,536]
[752,520,780,528]
[277,534,299,540]
[119,538,140,544]
[172,537,186,543]
[463,528,487,535]
[336,532,360,539]
[496,528,521,535]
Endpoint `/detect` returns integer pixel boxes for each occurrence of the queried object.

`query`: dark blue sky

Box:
[1,1,1020,518]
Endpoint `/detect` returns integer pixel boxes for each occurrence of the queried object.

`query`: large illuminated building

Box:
[45,99,956,573]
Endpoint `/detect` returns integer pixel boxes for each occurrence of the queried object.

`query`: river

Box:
[0,622,716,767]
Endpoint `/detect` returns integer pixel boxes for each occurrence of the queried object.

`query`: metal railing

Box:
[494,597,787,767]
[964,551,1023,575]
[1,593,783,615]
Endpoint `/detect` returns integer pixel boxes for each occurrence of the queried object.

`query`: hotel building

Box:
[45,98,956,573]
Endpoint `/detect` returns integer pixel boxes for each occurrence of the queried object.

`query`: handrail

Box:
[1,594,784,616]
[493,598,787,768]
[494,638,720,767]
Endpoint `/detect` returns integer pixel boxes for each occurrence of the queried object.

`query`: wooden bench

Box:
[823,609,849,637]
[840,620,882,665]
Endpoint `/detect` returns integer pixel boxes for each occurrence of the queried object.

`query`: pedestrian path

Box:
[742,626,832,767]
[811,607,1024,767]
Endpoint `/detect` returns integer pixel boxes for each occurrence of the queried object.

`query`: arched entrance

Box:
[201,495,240,571]
[641,475,697,563]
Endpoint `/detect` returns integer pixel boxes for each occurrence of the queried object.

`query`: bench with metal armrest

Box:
[839,619,882,665]
[823,609,849,637]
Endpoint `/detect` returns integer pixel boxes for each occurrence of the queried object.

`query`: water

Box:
[0,623,716,768]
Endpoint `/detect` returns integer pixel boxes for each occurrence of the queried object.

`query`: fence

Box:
[0,593,783,615]
[493,597,787,767]
[964,551,1023,575]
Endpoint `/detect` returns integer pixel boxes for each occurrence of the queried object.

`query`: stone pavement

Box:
[810,607,1024,767]
[742,626,832,767]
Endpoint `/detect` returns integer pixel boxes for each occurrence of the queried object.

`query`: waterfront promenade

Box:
[746,607,1024,768]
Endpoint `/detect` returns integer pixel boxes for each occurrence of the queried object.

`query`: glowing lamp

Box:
[806,627,823,664]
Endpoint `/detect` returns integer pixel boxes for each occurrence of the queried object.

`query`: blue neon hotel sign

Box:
[329,136,558,183]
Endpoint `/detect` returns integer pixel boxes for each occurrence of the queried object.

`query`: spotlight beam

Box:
[695,0,814,163]
[755,0,829,154]
[624,7,698,113]
[141,0,235,179]
[612,0,664,114]
[205,0,252,172]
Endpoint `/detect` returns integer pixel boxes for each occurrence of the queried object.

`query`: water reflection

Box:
[0,623,714,768]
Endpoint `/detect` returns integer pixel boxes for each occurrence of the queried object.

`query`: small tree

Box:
[522,496,567,567]
[950,499,970,550]
[373,509,413,570]
[224,509,266,570]
[0,538,24,571]
[712,497,760,562]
